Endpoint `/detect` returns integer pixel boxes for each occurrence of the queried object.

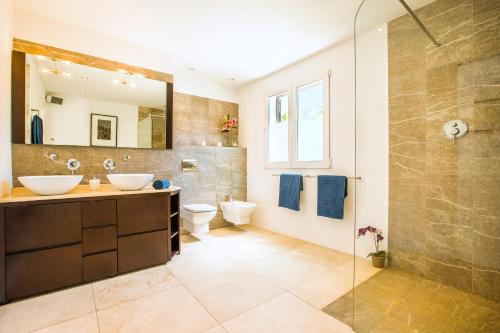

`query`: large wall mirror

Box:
[11,39,173,149]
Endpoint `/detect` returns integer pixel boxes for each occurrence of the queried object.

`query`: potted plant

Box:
[357,226,386,268]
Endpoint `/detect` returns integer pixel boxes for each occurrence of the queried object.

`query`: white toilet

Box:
[181,203,217,234]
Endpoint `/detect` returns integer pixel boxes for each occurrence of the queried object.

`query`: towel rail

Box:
[272,174,361,180]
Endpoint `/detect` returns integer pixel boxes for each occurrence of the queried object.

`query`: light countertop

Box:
[0,184,181,204]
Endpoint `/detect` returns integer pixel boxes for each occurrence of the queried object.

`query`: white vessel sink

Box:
[107,174,154,191]
[18,175,83,196]
[220,200,257,225]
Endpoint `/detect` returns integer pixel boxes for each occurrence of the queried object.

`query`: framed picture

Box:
[90,114,118,147]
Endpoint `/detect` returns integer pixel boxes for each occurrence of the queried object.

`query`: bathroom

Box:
[0,0,498,332]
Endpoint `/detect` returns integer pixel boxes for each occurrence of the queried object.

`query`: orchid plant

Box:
[357,226,386,258]
[221,114,238,132]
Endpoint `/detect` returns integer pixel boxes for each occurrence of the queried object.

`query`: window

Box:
[265,72,330,168]
[267,92,290,164]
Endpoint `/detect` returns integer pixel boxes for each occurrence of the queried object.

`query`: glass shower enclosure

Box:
[323,0,499,332]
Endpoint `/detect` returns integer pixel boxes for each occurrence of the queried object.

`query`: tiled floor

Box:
[0,225,382,333]
[323,268,500,333]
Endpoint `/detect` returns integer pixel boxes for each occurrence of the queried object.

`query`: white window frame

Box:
[264,70,331,169]
[264,88,292,168]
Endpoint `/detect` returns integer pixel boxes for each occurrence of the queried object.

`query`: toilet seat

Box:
[182,204,217,213]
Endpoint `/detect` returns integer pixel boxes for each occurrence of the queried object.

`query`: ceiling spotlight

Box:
[39,68,71,77]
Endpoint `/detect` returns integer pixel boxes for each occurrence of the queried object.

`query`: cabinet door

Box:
[5,202,81,253]
[118,230,168,273]
[117,196,169,236]
[83,251,117,282]
[83,226,117,255]
[82,200,116,228]
[6,244,82,300]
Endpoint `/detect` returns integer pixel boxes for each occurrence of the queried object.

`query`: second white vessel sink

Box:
[18,175,83,196]
[107,174,154,191]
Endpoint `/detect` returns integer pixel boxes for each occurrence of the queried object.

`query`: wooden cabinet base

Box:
[6,245,82,300]
[118,230,169,274]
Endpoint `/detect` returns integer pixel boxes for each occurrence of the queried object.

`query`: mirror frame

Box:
[11,38,174,149]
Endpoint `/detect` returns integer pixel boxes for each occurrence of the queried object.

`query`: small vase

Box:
[371,255,386,268]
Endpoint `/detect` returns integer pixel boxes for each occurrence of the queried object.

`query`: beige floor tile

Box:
[97,285,217,333]
[203,325,229,333]
[222,293,353,333]
[0,285,95,333]
[210,239,286,264]
[245,252,329,290]
[32,313,99,333]
[184,269,285,321]
[181,234,210,255]
[335,259,383,282]
[289,243,353,269]
[168,251,241,283]
[291,270,354,308]
[93,265,180,310]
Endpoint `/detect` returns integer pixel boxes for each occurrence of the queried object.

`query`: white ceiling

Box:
[14,0,434,87]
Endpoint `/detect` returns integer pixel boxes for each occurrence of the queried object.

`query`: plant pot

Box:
[371,255,386,268]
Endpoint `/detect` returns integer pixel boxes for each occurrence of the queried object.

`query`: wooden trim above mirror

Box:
[13,39,173,83]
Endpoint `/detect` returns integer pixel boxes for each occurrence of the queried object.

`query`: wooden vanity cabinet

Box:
[0,189,181,303]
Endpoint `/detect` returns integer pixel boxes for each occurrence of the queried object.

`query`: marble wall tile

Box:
[388,0,499,301]
[11,93,246,231]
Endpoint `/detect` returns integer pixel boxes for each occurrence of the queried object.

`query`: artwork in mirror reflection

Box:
[25,54,167,149]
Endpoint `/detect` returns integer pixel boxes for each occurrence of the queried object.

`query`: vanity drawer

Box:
[82,200,116,228]
[117,196,169,236]
[83,226,117,255]
[6,244,82,300]
[5,202,82,253]
[83,251,117,282]
[118,230,169,273]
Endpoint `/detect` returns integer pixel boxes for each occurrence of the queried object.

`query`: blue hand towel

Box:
[31,115,43,144]
[317,175,348,219]
[278,174,303,211]
[153,179,171,190]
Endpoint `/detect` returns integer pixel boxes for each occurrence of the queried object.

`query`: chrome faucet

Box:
[103,159,117,174]
[66,158,81,175]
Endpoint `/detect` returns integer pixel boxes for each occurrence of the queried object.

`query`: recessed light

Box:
[188,67,195,72]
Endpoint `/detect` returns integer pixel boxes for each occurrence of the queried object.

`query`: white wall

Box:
[13,9,237,103]
[0,0,13,196]
[44,96,139,148]
[238,27,388,257]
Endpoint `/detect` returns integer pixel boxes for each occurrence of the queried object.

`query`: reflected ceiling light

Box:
[112,78,138,88]
[39,68,72,77]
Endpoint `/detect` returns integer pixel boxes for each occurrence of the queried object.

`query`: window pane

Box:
[297,80,324,162]
[268,93,289,163]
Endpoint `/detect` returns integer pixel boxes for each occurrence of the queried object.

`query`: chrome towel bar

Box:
[272,174,361,180]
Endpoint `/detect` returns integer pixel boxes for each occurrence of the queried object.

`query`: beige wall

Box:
[0,0,13,196]
[388,0,499,301]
